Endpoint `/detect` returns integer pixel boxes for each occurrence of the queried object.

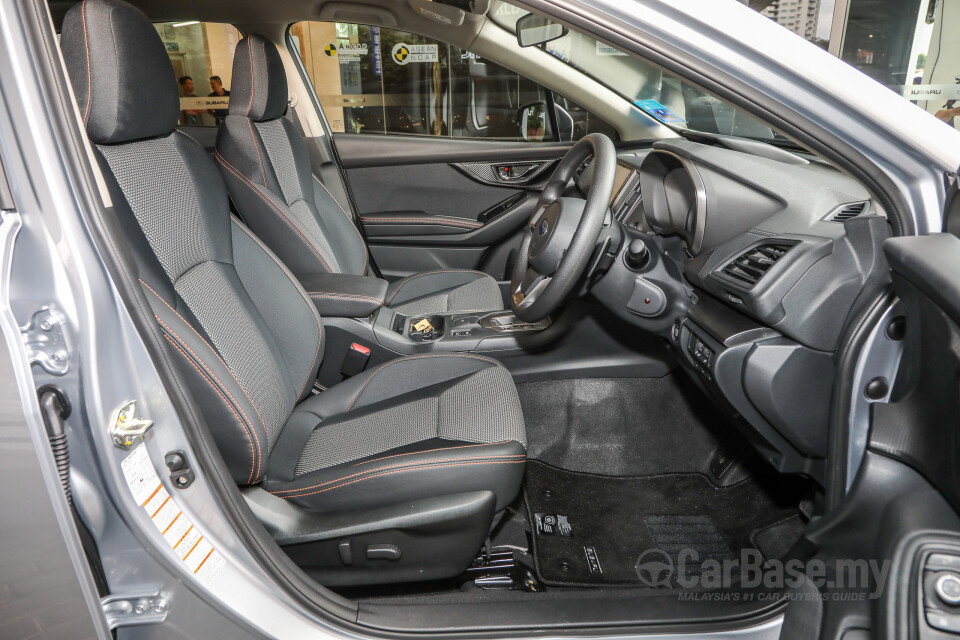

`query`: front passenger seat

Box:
[216,35,506,316]
[61,0,525,585]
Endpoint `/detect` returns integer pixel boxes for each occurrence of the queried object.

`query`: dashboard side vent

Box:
[720,242,795,287]
[825,201,869,222]
[613,172,643,222]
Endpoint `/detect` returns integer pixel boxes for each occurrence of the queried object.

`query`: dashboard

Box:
[580,138,890,483]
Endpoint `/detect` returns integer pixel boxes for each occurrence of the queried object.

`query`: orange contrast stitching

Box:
[274,459,525,499]
[312,175,367,274]
[158,319,263,480]
[351,441,511,467]
[360,216,482,229]
[247,120,268,186]
[163,335,257,484]
[217,151,333,272]
[231,219,322,398]
[346,353,501,412]
[139,279,273,450]
[272,452,524,495]
[80,0,92,124]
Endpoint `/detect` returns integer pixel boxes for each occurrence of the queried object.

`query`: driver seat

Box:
[61,0,525,585]
[216,34,505,316]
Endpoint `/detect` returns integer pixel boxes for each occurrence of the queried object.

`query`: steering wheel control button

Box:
[626,279,666,317]
[937,574,960,606]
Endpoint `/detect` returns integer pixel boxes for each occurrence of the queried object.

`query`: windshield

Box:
[489,1,788,144]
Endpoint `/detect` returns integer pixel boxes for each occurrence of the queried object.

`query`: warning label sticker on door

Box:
[122,444,225,583]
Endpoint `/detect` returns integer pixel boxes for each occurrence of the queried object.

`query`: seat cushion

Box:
[385,270,505,316]
[266,354,525,513]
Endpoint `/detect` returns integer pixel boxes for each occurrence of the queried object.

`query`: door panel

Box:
[333,133,572,280]
[334,132,574,168]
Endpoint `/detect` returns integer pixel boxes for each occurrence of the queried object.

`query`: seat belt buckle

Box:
[341,343,371,378]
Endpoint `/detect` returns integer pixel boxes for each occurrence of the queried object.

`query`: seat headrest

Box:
[61,0,179,144]
[228,35,289,122]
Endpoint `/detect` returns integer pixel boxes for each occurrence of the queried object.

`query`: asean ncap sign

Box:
[392,42,439,65]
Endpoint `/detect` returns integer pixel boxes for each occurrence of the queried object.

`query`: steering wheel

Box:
[511,133,617,322]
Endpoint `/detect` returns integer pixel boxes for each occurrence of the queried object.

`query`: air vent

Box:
[824,201,869,222]
[613,173,643,222]
[720,242,795,288]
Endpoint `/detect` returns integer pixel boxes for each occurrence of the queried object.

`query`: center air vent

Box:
[825,201,869,222]
[720,242,795,288]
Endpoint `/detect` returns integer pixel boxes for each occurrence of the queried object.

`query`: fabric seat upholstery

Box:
[61,0,525,515]
[215,34,505,316]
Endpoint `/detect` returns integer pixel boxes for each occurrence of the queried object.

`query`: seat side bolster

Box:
[148,285,269,485]
[216,149,336,277]
[231,219,324,402]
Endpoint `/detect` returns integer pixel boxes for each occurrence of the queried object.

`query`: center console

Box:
[381,309,551,351]
[314,306,554,387]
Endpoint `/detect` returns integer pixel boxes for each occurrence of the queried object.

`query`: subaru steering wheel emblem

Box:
[538,219,550,236]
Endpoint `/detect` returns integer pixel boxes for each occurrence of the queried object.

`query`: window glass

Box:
[154,22,241,127]
[490,2,780,143]
[290,21,618,141]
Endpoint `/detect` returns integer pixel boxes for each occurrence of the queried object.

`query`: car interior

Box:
[43,0,904,632]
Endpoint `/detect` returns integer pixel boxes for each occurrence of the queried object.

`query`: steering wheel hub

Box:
[510,133,617,322]
[529,198,586,275]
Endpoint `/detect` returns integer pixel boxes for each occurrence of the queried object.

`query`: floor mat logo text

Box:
[634,548,889,597]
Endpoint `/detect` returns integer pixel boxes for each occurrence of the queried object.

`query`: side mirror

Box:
[516,13,568,48]
[518,102,575,142]
[518,102,548,141]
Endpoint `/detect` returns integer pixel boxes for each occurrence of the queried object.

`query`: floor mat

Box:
[524,461,808,587]
[516,376,751,478]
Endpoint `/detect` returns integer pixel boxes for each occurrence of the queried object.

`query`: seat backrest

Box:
[216,35,368,279]
[61,0,324,485]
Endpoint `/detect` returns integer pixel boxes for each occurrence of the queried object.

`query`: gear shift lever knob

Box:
[625,239,650,270]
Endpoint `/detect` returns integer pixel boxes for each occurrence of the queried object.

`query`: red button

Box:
[350,343,371,355]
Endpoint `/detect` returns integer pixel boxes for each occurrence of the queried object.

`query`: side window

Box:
[289,21,618,141]
[154,22,241,127]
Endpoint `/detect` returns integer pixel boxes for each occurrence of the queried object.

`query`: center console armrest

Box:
[298,273,389,318]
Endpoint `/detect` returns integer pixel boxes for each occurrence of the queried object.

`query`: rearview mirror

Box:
[516,13,568,48]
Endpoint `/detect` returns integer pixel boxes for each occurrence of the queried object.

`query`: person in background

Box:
[935,75,960,128]
[178,76,203,127]
[935,105,960,125]
[208,75,230,127]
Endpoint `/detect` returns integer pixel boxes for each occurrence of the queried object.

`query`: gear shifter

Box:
[625,238,650,270]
